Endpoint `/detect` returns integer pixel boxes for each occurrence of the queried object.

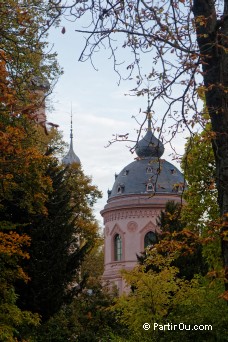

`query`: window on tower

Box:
[114,234,122,261]
[144,231,157,248]
[146,166,153,173]
[117,186,122,193]
[117,183,125,193]
[146,182,154,191]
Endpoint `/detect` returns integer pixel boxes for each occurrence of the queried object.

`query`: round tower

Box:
[101,111,185,294]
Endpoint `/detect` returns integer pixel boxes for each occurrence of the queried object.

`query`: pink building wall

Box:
[101,193,182,294]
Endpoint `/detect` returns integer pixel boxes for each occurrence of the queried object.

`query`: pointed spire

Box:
[147,93,152,132]
[70,104,73,149]
[62,106,81,165]
[147,111,152,132]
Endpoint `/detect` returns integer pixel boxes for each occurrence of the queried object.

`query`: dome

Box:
[109,157,185,198]
[135,113,164,158]
[108,112,185,199]
[62,145,80,165]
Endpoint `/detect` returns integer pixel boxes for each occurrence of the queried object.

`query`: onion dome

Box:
[135,112,164,158]
[62,113,80,165]
[108,111,185,199]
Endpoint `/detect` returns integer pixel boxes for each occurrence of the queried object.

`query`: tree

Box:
[115,251,228,342]
[156,201,184,234]
[14,138,102,321]
[35,286,123,342]
[0,0,60,223]
[0,115,58,339]
[138,201,208,280]
[48,0,228,291]
[80,238,104,290]
[0,42,55,340]
[0,0,60,112]
[0,227,40,342]
[181,122,224,279]
[0,117,45,339]
[182,119,219,232]
[0,1,61,335]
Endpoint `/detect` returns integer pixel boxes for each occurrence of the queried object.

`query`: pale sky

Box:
[47,22,188,225]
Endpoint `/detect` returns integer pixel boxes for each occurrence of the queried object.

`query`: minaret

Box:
[62,110,81,165]
[31,76,50,125]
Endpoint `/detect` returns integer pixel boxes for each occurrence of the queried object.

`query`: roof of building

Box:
[109,157,184,198]
[108,111,185,199]
[135,112,164,158]
[62,113,80,165]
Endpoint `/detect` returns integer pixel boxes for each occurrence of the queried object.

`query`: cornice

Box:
[103,207,160,224]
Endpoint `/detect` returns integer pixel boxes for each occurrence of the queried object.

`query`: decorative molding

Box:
[139,221,158,234]
[110,223,124,236]
[139,221,161,252]
[127,221,138,232]
[110,224,125,262]
[103,208,159,223]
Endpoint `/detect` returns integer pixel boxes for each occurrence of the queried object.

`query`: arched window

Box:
[144,231,157,248]
[114,234,122,261]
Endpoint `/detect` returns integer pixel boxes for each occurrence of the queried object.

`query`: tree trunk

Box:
[193,0,228,288]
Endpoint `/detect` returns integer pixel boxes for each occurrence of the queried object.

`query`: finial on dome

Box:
[135,101,164,159]
[62,106,81,165]
[147,93,152,132]
[70,104,73,149]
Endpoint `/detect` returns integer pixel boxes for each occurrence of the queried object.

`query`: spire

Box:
[147,111,152,132]
[70,105,73,150]
[62,107,81,165]
[135,103,164,159]
[147,94,152,132]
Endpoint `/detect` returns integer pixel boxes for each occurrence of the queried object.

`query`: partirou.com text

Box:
[143,322,213,331]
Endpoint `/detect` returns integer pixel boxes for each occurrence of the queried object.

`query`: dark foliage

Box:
[16,158,97,321]
[138,201,208,280]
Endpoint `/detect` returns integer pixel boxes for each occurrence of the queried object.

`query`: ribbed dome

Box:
[135,113,164,158]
